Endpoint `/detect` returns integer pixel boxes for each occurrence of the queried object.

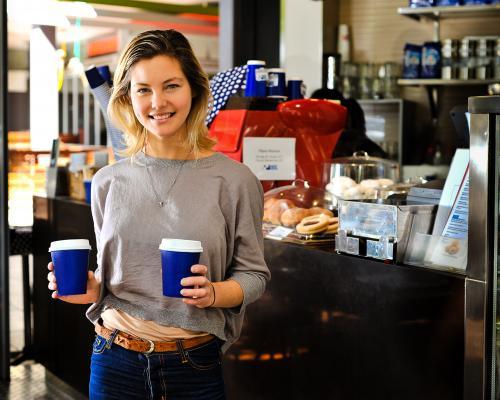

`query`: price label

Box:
[268,226,294,239]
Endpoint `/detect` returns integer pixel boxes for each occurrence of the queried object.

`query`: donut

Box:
[308,207,333,218]
[280,207,310,227]
[296,214,330,235]
[268,199,295,225]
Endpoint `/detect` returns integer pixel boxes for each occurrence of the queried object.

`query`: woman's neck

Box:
[144,134,193,160]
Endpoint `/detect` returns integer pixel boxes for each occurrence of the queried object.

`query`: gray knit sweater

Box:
[86,151,270,352]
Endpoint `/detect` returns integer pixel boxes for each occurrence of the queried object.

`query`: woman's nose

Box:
[151,91,167,109]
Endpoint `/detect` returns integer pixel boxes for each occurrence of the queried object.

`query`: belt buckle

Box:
[144,339,155,354]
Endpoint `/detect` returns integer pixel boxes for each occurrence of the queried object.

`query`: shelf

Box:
[398,4,500,21]
[358,99,404,105]
[398,78,498,86]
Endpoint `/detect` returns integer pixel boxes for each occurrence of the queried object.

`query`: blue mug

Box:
[287,78,305,100]
[267,68,286,97]
[244,60,267,97]
[159,239,203,298]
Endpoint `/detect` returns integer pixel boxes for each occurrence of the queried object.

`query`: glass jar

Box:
[475,38,495,80]
[459,38,477,80]
[442,39,459,80]
[496,39,500,80]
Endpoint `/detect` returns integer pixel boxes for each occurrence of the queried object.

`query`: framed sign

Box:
[242,137,296,180]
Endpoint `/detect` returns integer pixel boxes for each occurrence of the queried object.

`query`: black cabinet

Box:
[33,196,465,399]
[33,196,96,394]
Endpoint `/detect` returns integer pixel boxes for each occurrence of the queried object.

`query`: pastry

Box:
[280,207,310,227]
[308,207,333,218]
[264,197,279,211]
[296,214,330,235]
[377,178,394,187]
[359,179,379,189]
[326,176,357,198]
[267,199,295,225]
[445,239,460,255]
[263,198,279,222]
[343,186,363,199]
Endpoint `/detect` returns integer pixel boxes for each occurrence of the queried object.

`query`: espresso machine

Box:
[208,97,348,191]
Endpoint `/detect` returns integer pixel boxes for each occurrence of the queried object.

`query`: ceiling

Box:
[8,0,219,49]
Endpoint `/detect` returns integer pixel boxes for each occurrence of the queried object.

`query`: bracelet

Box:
[208,281,216,307]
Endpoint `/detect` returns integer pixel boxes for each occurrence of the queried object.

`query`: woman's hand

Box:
[180,264,215,309]
[47,262,100,304]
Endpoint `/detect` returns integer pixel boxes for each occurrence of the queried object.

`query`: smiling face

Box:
[129,55,193,144]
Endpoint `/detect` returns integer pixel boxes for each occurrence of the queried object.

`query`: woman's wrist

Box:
[208,281,216,307]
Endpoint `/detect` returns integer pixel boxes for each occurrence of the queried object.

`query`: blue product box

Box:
[421,42,442,78]
[436,0,462,5]
[463,0,490,4]
[409,0,435,6]
[403,44,422,79]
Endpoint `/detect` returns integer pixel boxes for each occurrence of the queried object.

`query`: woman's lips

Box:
[149,112,175,120]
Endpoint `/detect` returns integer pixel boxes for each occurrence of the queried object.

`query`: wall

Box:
[281,0,323,96]
[328,0,500,163]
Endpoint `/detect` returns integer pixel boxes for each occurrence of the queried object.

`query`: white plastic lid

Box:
[49,239,91,252]
[267,68,285,73]
[159,239,203,253]
[247,60,266,66]
[288,77,302,81]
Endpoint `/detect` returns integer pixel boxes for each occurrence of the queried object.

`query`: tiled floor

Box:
[0,362,87,400]
[0,256,88,400]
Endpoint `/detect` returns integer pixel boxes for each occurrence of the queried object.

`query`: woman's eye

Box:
[137,88,150,94]
[165,84,180,90]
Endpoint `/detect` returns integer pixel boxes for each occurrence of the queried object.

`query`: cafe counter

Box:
[32,196,464,399]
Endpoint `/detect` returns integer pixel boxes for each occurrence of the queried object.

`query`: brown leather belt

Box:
[95,323,215,354]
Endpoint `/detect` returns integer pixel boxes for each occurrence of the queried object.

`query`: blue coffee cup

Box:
[96,65,112,86]
[84,180,92,204]
[287,78,305,100]
[159,239,203,298]
[244,60,267,97]
[49,239,91,295]
[267,68,286,97]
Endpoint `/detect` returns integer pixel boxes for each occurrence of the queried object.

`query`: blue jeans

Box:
[89,334,226,399]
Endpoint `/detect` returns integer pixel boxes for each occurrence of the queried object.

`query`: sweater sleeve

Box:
[90,167,112,283]
[226,171,270,315]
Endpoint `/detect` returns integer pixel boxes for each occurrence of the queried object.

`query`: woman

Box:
[47,29,270,399]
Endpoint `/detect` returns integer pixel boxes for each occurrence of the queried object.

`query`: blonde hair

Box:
[108,29,215,158]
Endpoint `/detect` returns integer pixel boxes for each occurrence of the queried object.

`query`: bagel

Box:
[264,197,279,211]
[268,199,296,225]
[280,207,310,227]
[325,222,339,234]
[296,214,329,235]
[308,207,333,218]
